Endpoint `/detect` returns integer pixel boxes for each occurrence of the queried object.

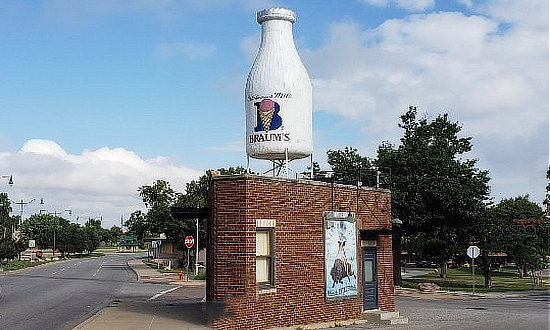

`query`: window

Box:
[256,228,274,288]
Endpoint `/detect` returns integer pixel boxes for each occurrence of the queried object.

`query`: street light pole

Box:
[195,218,199,275]
[14,198,45,226]
[49,209,71,259]
[50,209,72,217]
[0,174,14,187]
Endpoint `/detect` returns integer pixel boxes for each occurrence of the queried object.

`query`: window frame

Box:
[256,220,276,291]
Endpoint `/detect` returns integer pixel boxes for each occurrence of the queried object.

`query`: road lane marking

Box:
[92,263,103,277]
[147,315,156,330]
[147,286,182,301]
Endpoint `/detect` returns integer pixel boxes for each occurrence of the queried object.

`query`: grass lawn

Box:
[403,268,550,292]
[0,259,52,271]
[1,252,105,271]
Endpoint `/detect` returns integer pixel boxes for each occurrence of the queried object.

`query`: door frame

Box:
[362,245,378,310]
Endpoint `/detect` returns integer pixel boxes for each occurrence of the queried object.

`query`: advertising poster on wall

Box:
[324,211,358,299]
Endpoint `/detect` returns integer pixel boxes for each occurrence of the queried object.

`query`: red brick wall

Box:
[209,175,395,330]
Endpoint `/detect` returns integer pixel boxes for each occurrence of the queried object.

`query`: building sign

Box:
[324,211,358,299]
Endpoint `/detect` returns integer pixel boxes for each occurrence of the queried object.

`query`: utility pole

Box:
[195,218,199,275]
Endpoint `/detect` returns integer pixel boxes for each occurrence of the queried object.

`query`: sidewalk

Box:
[127,258,204,286]
[395,287,531,300]
[73,258,210,330]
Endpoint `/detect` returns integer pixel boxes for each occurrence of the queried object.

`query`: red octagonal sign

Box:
[185,236,194,249]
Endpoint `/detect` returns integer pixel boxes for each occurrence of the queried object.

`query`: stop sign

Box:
[185,236,194,249]
[467,245,480,259]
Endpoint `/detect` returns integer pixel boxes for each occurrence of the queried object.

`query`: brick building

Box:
[207,174,395,330]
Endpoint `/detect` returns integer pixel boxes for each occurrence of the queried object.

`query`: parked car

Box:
[446,260,458,268]
[416,260,437,268]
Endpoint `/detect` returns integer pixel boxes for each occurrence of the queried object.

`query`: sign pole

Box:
[472,257,475,295]
[195,218,199,276]
[467,245,480,296]
[184,235,195,280]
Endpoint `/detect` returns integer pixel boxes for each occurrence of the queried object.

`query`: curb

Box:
[71,307,106,330]
[126,258,141,282]
[396,287,532,299]
[267,318,367,330]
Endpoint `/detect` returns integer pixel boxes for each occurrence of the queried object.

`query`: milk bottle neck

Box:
[259,19,297,52]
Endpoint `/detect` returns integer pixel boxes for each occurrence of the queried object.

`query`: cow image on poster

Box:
[330,231,356,287]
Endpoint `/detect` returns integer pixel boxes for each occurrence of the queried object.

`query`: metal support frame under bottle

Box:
[247,152,313,179]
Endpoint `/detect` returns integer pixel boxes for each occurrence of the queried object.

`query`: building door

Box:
[362,246,377,310]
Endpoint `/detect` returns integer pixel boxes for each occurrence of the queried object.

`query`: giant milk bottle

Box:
[245,8,313,161]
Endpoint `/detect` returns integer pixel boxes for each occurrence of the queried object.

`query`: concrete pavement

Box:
[126,258,204,285]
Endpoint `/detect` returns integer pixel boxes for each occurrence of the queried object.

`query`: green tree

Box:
[125,210,148,244]
[326,147,374,186]
[107,226,123,246]
[0,193,16,239]
[0,195,22,263]
[544,165,550,212]
[82,219,103,254]
[139,180,178,236]
[23,214,76,257]
[64,223,86,255]
[492,196,545,278]
[0,238,19,263]
[376,106,490,279]
[470,205,508,288]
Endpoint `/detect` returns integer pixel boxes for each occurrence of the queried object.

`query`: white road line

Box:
[147,286,182,301]
[92,264,103,277]
[147,316,156,330]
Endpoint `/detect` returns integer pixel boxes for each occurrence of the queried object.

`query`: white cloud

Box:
[206,141,243,152]
[304,10,547,138]
[156,42,217,59]
[302,5,548,203]
[457,0,473,8]
[360,0,435,11]
[479,0,548,30]
[0,139,202,228]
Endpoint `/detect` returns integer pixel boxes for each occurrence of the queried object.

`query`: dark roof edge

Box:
[210,173,391,193]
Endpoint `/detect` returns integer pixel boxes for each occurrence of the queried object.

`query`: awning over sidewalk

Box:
[170,207,210,220]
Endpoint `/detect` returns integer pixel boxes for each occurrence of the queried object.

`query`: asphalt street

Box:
[0,254,176,330]
[321,291,550,330]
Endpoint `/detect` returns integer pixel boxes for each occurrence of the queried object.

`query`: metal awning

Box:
[170,207,210,220]
[360,229,393,240]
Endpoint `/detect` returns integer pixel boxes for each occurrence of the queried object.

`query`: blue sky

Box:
[0,0,547,228]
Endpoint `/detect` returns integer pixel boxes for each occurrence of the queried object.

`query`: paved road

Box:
[0,254,176,330]
[321,291,550,330]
